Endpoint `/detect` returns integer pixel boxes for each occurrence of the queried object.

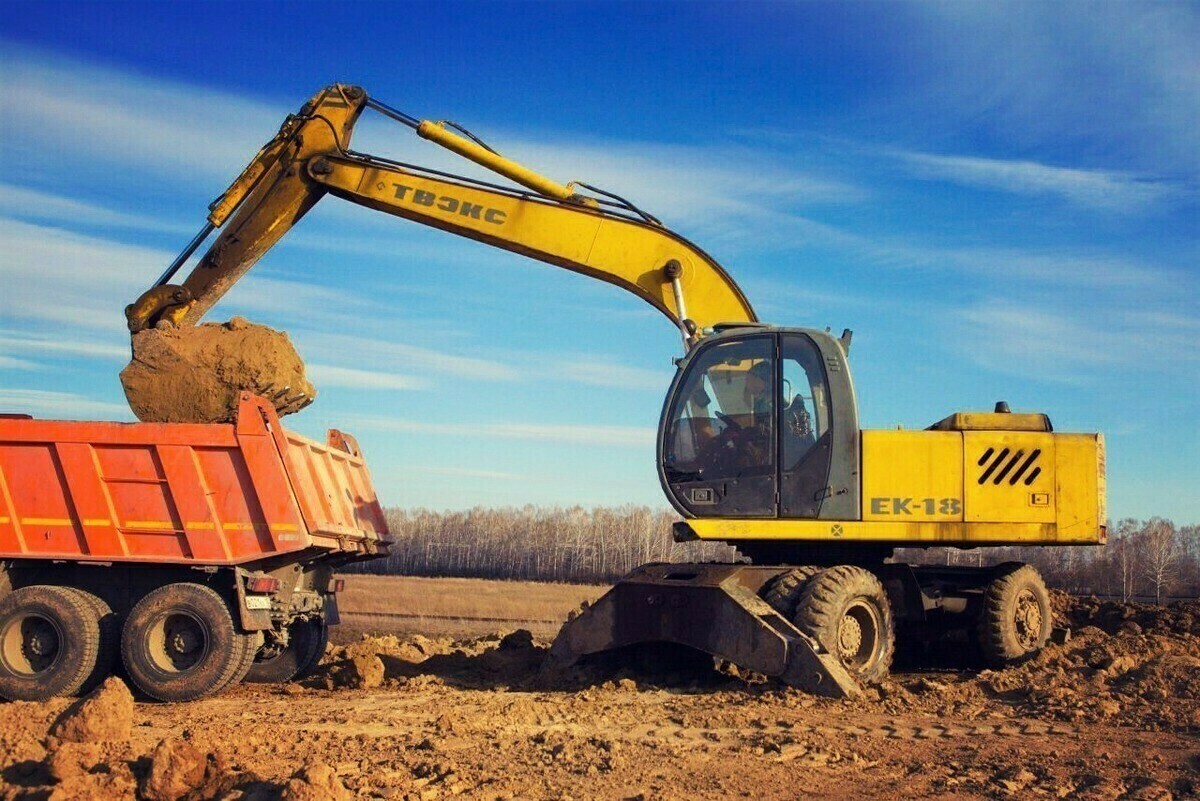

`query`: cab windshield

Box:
[665,336,775,482]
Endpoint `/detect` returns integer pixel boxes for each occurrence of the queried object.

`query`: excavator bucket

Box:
[549,563,862,699]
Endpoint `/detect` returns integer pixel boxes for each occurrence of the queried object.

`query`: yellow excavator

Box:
[127,85,1106,697]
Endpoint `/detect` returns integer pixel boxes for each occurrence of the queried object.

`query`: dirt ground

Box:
[2,588,1197,800]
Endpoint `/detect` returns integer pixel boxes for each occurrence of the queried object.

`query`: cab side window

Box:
[780,340,830,470]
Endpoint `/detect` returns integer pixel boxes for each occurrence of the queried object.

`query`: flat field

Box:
[335,574,606,641]
[1,576,1197,799]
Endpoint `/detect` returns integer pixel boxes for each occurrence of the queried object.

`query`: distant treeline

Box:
[345,506,736,584]
[346,507,1199,600]
[900,517,1200,602]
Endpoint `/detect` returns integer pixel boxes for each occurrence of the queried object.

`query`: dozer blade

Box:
[549,563,861,699]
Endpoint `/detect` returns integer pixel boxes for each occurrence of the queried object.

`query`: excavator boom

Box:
[127,84,756,341]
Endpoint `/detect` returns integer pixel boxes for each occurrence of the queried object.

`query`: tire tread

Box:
[793,565,895,684]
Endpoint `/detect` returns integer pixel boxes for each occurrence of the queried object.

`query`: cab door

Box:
[778,333,835,518]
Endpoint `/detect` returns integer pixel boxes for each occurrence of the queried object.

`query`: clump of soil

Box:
[121,317,314,423]
[327,651,385,689]
[281,761,353,801]
[49,675,134,744]
[140,738,248,801]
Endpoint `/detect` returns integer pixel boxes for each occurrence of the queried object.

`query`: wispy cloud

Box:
[306,363,431,391]
[946,299,1200,383]
[0,331,129,361]
[550,358,671,391]
[0,218,164,333]
[0,355,38,371]
[297,333,520,382]
[0,389,133,419]
[0,183,190,233]
[905,5,1200,174]
[0,42,278,185]
[342,415,654,447]
[894,151,1180,211]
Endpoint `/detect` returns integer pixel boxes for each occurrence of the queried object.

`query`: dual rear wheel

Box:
[0,585,105,701]
[120,583,257,702]
[0,581,327,702]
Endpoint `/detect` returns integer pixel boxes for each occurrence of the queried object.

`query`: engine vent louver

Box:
[977,447,1042,486]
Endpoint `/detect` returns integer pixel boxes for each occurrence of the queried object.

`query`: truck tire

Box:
[978,563,1051,667]
[793,566,894,684]
[65,588,118,693]
[0,585,100,701]
[120,583,247,702]
[760,566,822,618]
[245,619,325,684]
[221,630,261,689]
[295,621,329,680]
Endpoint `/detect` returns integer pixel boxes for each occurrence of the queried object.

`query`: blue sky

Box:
[0,2,1196,521]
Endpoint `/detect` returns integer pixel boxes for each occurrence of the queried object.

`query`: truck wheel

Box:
[0,586,100,701]
[295,621,329,680]
[245,620,325,684]
[121,583,246,702]
[65,588,118,693]
[760,566,822,618]
[794,566,894,684]
[221,630,261,689]
[978,563,1051,667]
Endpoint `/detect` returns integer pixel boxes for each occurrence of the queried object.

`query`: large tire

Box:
[760,566,822,618]
[65,588,118,694]
[978,563,1051,667]
[794,565,895,684]
[295,621,329,680]
[222,630,260,690]
[0,586,100,701]
[245,620,325,684]
[121,583,245,702]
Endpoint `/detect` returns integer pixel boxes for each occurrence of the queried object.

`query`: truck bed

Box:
[0,393,388,566]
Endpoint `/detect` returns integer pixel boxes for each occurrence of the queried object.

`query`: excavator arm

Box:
[127,84,756,343]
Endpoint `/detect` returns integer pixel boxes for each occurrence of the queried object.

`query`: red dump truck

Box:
[0,393,389,702]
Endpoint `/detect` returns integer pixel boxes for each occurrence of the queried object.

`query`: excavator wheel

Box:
[0,585,101,701]
[978,563,1052,667]
[760,566,823,618]
[793,566,894,684]
[120,582,247,702]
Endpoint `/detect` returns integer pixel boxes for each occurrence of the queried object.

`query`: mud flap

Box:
[549,563,861,699]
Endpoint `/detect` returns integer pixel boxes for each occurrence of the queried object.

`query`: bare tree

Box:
[1141,517,1181,605]
[1113,518,1140,602]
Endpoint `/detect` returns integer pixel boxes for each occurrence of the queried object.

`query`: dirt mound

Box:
[1059,594,1200,638]
[121,317,314,423]
[49,675,134,744]
[313,629,549,691]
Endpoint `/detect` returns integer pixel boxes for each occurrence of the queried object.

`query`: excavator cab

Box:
[659,326,861,523]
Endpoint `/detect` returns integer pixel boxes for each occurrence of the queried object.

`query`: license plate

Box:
[245,595,272,610]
